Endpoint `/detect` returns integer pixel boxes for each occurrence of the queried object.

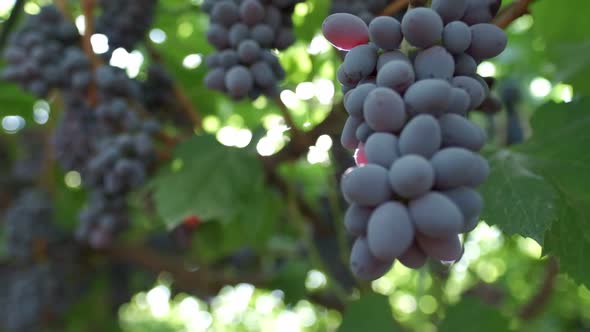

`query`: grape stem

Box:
[493,0,536,29]
[144,42,204,130]
[519,256,559,320]
[380,0,410,16]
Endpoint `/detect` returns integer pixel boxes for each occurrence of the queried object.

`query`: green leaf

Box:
[532,0,590,94]
[439,297,509,332]
[270,260,310,305]
[481,99,590,287]
[339,293,397,332]
[151,135,266,228]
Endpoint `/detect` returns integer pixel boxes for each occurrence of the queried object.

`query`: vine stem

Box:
[144,42,203,130]
[380,0,410,16]
[493,0,536,29]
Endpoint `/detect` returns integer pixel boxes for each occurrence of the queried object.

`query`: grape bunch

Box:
[3,190,59,263]
[96,0,158,54]
[322,0,506,281]
[141,64,177,112]
[1,5,80,97]
[203,0,302,99]
[330,0,391,24]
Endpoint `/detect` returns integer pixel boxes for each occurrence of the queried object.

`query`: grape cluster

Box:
[203,0,302,99]
[96,0,158,54]
[3,190,59,263]
[1,5,80,97]
[0,264,73,331]
[330,0,391,24]
[72,66,158,248]
[322,0,506,281]
[141,64,176,112]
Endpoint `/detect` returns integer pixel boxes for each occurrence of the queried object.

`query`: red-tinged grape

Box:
[341,164,392,206]
[367,202,415,261]
[401,7,443,48]
[369,16,402,50]
[322,13,370,51]
[438,113,487,151]
[388,155,435,199]
[432,0,467,23]
[398,241,428,269]
[363,88,406,132]
[409,192,463,237]
[430,147,485,189]
[416,233,463,262]
[444,87,471,115]
[441,187,483,232]
[467,23,507,60]
[344,204,373,236]
[414,45,455,81]
[404,79,452,116]
[443,21,472,54]
[399,114,442,158]
[341,116,362,150]
[344,83,376,118]
[355,142,368,166]
[376,60,415,93]
[364,133,400,168]
[350,237,393,281]
[453,75,486,109]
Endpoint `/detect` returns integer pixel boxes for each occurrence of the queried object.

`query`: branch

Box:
[0,0,25,50]
[380,0,410,16]
[144,42,203,129]
[493,0,536,29]
[518,257,559,320]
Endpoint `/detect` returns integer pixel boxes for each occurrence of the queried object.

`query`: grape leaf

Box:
[439,297,509,332]
[151,135,266,228]
[481,99,590,287]
[339,293,398,332]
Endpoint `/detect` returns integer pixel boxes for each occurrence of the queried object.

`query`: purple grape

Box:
[341,164,392,206]
[376,60,415,93]
[416,233,463,261]
[399,114,442,158]
[350,237,393,281]
[404,79,452,115]
[344,83,376,118]
[398,241,428,269]
[409,192,464,237]
[438,113,487,151]
[369,16,403,50]
[401,7,444,48]
[467,23,507,60]
[341,116,362,149]
[414,45,455,81]
[441,187,483,232]
[388,155,435,199]
[443,21,472,54]
[367,202,415,261]
[344,204,373,236]
[363,87,406,132]
[364,132,400,168]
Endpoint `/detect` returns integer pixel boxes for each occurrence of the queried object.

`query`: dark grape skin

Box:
[225,65,254,99]
[441,187,483,232]
[344,83,376,118]
[416,233,463,262]
[240,0,265,25]
[341,164,392,207]
[398,241,428,269]
[401,7,444,48]
[364,132,400,168]
[376,51,410,71]
[404,79,452,116]
[369,16,403,50]
[432,0,468,23]
[367,202,415,261]
[438,113,487,151]
[462,0,502,26]
[363,87,406,133]
[355,122,374,143]
[376,60,415,93]
[413,46,455,81]
[399,114,442,159]
[341,116,362,150]
[350,237,393,281]
[322,13,370,51]
[443,21,472,54]
[467,23,508,60]
[344,204,373,236]
[341,44,378,83]
[388,155,435,199]
[454,53,477,76]
[430,147,487,189]
[453,75,486,109]
[409,192,464,238]
[444,87,471,115]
